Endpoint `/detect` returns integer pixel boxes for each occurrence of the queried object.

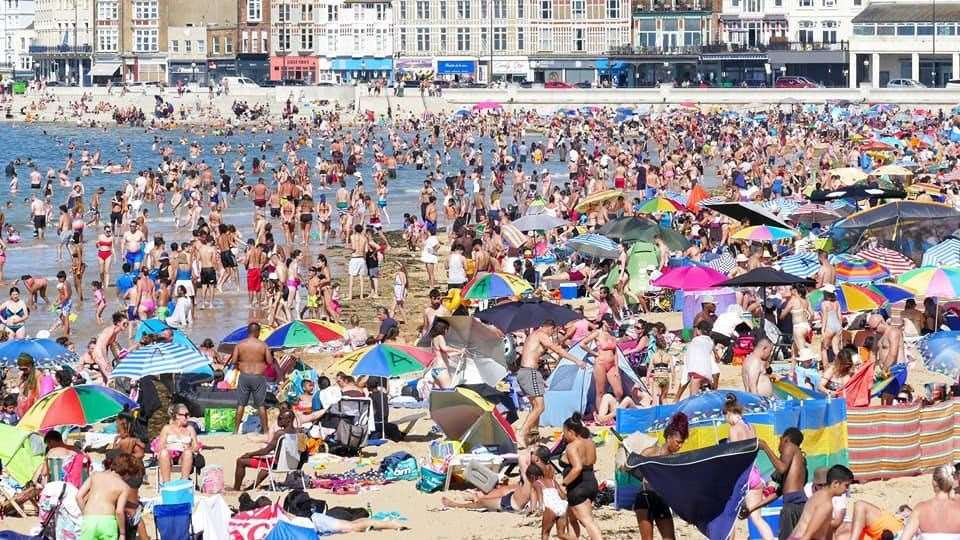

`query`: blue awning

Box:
[331,57,392,71]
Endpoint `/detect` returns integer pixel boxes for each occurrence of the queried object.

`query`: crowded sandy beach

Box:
[2,85,960,540]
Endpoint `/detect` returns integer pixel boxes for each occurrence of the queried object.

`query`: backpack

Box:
[325,506,369,521]
[282,489,327,518]
[379,452,419,482]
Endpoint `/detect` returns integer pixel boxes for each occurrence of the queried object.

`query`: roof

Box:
[852,2,960,23]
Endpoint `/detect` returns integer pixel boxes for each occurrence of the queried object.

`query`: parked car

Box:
[220,76,260,89]
[774,76,820,89]
[886,78,926,89]
[947,79,960,88]
[573,81,592,88]
[545,80,573,89]
[519,80,533,88]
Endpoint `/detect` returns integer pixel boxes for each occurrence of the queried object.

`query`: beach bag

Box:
[325,506,368,521]
[283,489,327,518]
[204,408,236,433]
[416,465,446,493]
[200,465,224,495]
[380,452,419,482]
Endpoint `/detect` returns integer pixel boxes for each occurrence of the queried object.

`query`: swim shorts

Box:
[125,250,144,268]
[237,372,268,408]
[634,490,671,521]
[348,257,367,277]
[80,514,119,540]
[246,268,262,292]
[516,367,545,398]
[200,267,217,286]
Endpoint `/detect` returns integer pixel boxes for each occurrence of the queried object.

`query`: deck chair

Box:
[0,482,26,518]
[321,397,372,457]
[154,502,195,540]
[255,433,305,491]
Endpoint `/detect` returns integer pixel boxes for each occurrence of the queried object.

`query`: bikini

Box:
[97,239,113,261]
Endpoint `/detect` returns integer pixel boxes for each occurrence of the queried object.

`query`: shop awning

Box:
[90,63,120,77]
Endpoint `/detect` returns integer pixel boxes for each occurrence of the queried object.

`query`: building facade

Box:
[850,2,960,88]
[33,0,93,83]
[616,0,713,86]
[1,0,36,79]
[167,25,206,83]
[313,0,393,83]
[238,0,270,83]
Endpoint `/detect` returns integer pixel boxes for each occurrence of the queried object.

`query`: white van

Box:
[220,76,260,89]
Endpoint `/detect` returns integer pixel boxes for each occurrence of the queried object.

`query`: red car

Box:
[774,76,820,89]
[545,80,573,89]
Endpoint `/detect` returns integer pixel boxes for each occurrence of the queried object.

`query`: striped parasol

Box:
[499,222,528,249]
[777,252,821,278]
[922,238,960,267]
[574,189,623,212]
[898,267,960,298]
[855,247,916,277]
[706,252,737,274]
[809,283,886,313]
[110,343,212,380]
[835,257,891,283]
[731,225,800,242]
[788,203,842,224]
[565,233,619,259]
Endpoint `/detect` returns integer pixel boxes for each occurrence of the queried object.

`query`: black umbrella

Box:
[809,185,907,203]
[702,201,791,228]
[834,200,960,229]
[718,267,814,288]
[475,299,581,334]
[597,217,690,250]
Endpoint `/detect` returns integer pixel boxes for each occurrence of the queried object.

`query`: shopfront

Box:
[168,60,208,85]
[330,57,392,83]
[269,55,318,83]
[491,57,530,82]
[238,53,270,85]
[530,58,598,85]
[207,59,239,83]
[436,58,477,81]
[396,57,434,81]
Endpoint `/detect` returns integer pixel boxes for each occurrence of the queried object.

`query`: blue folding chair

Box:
[154,503,194,540]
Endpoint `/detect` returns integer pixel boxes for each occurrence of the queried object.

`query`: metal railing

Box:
[29,44,93,54]
[608,41,847,56]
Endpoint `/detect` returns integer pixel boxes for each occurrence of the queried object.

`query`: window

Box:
[328,30,336,52]
[247,0,262,21]
[242,31,249,52]
[300,27,313,49]
[278,4,291,21]
[853,24,875,36]
[328,4,338,20]
[301,4,313,22]
[494,0,506,18]
[540,0,551,18]
[573,28,584,51]
[225,36,233,53]
[683,17,701,45]
[416,27,430,50]
[277,27,290,50]
[261,31,268,52]
[822,0,834,6]
[185,40,192,52]
[606,0,618,19]
[877,24,895,35]
[481,27,488,50]
[457,0,470,18]
[798,0,811,6]
[440,28,447,49]
[517,27,525,50]
[917,23,933,36]
[400,28,407,50]
[171,39,179,52]
[538,27,552,50]
[399,0,407,18]
[571,0,584,17]
[636,18,655,47]
[774,0,781,6]
[96,27,118,51]
[798,20,814,42]
[854,0,861,4]
[133,28,158,52]
[439,0,447,17]
[197,39,206,53]
[518,0,524,17]
[97,1,117,20]
[745,0,760,12]
[133,0,158,19]
[896,23,915,36]
[376,28,386,51]
[416,0,430,18]
[457,27,471,50]
[375,3,387,19]
[937,23,957,36]
[494,27,506,50]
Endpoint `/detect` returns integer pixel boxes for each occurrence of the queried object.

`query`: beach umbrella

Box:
[333,344,432,378]
[0,424,44,486]
[809,283,886,313]
[475,299,581,333]
[649,390,771,430]
[761,199,801,217]
[574,189,623,212]
[827,167,869,185]
[265,320,346,349]
[730,225,799,242]
[919,331,960,378]
[907,182,944,197]
[834,257,891,283]
[498,222,528,249]
[871,164,914,177]
[855,246,916,277]
[777,252,821,279]
[787,203,841,225]
[565,233,619,259]
[462,272,533,301]
[418,316,509,386]
[218,323,274,353]
[924,238,960,267]
[860,140,895,152]
[472,100,502,111]
[19,384,139,431]
[510,213,569,231]
[0,338,78,368]
[702,201,792,228]
[596,216,658,242]
[868,283,916,304]
[898,267,960,298]
[635,197,685,214]
[110,343,213,380]
[706,252,737,275]
[835,201,960,230]
[133,318,199,351]
[651,266,728,290]
[810,185,907,202]
[686,184,710,212]
[428,387,516,453]
[719,267,813,288]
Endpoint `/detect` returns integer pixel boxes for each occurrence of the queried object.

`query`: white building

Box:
[849,2,960,87]
[1,0,35,78]
[32,0,93,83]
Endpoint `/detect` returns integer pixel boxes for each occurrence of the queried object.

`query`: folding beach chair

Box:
[154,502,196,540]
[255,433,306,491]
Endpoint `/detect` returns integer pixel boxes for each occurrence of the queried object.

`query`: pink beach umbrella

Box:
[652,266,728,291]
[472,100,502,111]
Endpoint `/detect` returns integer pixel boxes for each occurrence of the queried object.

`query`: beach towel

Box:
[624,438,759,540]
[841,360,876,408]
[228,503,281,540]
[264,513,317,540]
[192,495,231,540]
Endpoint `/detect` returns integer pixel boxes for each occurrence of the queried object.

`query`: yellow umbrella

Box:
[827,167,869,186]
[575,189,624,212]
[871,165,914,177]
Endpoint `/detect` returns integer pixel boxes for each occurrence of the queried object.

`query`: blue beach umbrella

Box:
[0,339,78,367]
[110,343,213,380]
[134,319,199,351]
[919,331,960,378]
[778,252,820,278]
[565,233,619,259]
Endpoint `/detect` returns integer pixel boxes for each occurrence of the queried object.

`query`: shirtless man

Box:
[867,313,904,405]
[30,195,46,239]
[196,235,218,309]
[250,177,268,210]
[122,221,145,270]
[419,289,448,338]
[517,320,588,447]
[303,266,323,319]
[17,274,49,309]
[243,241,266,306]
[748,428,809,540]
[50,270,73,336]
[93,312,128,377]
[76,456,130,540]
[815,250,836,289]
[227,322,277,435]
[742,337,774,398]
[347,224,368,300]
[786,465,854,540]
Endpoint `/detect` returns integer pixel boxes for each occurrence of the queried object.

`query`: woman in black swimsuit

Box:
[635,412,689,540]
[560,413,603,540]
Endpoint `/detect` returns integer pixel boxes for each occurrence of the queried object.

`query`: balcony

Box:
[608,44,703,56]
[700,41,847,53]
[633,0,710,12]
[29,44,93,56]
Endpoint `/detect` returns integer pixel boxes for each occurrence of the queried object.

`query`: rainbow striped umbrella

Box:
[834,257,891,284]
[809,283,886,313]
[635,197,685,214]
[868,283,916,304]
[265,320,346,349]
[462,272,533,301]
[855,247,916,277]
[730,225,799,242]
[333,344,433,378]
[898,267,960,298]
[19,384,139,431]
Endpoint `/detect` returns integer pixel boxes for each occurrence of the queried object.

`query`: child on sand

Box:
[392,263,407,324]
[92,281,106,324]
[787,465,855,540]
